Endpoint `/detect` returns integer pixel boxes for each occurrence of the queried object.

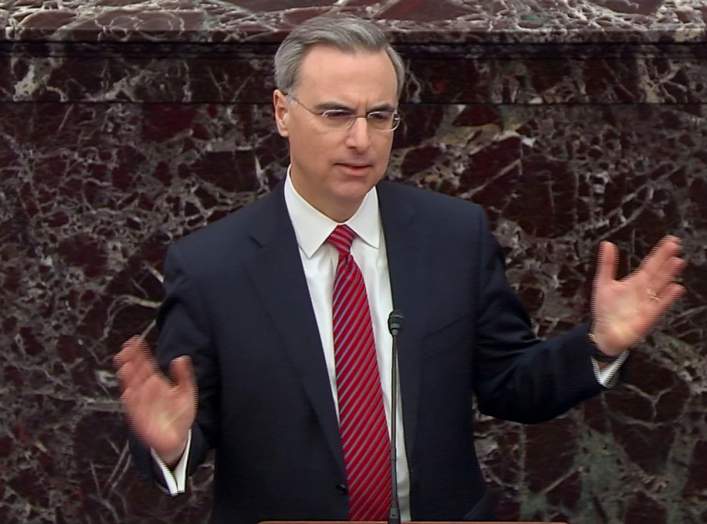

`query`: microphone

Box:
[388,311,403,337]
[387,310,404,524]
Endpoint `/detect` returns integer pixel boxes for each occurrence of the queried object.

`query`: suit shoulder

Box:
[169,188,276,262]
[379,180,486,224]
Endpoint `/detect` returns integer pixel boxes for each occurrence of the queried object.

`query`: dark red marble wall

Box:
[1,2,705,523]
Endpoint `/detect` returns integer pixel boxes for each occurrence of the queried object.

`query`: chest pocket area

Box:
[422,313,472,362]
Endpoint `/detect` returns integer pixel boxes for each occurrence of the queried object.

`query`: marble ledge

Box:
[0,0,705,44]
[2,41,707,105]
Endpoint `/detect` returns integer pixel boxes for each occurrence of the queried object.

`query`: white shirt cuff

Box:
[592,351,629,388]
[150,430,191,495]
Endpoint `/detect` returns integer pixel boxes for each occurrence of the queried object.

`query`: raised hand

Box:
[590,235,686,356]
[114,336,197,466]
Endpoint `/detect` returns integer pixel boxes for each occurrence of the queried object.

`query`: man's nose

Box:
[345,117,371,150]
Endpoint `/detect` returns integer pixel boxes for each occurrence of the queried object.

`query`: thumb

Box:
[594,241,618,288]
[169,356,195,390]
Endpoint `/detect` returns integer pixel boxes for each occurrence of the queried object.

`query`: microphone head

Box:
[388,310,404,335]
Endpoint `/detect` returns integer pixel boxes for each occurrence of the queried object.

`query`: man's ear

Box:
[273,89,289,137]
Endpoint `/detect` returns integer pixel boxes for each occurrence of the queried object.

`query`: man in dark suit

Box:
[114,15,685,524]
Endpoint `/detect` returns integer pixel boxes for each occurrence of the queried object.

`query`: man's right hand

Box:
[114,336,197,467]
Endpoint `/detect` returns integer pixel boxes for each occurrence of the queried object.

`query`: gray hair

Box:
[274,15,405,98]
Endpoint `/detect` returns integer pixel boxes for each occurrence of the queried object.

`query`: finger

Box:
[637,282,687,338]
[638,235,682,281]
[121,374,167,427]
[126,337,158,373]
[114,337,139,368]
[131,357,160,387]
[648,256,687,296]
[116,361,135,389]
[115,335,151,368]
[594,241,618,289]
[117,360,152,394]
[652,282,686,318]
[131,336,153,362]
[170,356,196,394]
[116,346,160,392]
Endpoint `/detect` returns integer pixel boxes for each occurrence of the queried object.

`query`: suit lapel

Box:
[378,181,429,462]
[244,184,345,476]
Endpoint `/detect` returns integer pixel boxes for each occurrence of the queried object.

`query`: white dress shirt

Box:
[154,170,625,517]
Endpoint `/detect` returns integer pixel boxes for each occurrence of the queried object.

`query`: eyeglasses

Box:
[287,94,401,132]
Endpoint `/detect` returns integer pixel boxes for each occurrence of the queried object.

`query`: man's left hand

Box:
[590,235,686,356]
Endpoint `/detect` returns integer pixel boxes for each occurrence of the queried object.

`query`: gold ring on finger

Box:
[646,288,660,302]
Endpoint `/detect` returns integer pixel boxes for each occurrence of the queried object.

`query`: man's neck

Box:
[288,170,362,223]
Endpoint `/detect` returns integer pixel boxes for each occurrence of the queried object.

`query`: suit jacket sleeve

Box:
[130,243,220,482]
[471,211,603,423]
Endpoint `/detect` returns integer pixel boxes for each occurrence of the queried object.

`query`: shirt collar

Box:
[283,166,381,259]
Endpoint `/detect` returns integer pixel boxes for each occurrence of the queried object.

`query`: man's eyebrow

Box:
[312,101,353,112]
[312,101,397,112]
[368,103,396,112]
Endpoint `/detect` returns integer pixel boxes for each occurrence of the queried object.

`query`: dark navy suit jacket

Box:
[132,180,603,523]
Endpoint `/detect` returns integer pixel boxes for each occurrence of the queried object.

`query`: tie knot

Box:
[327,224,356,255]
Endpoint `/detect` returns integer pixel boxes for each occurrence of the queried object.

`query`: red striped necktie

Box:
[327,224,391,521]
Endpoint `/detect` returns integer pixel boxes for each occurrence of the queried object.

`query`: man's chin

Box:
[329,178,379,210]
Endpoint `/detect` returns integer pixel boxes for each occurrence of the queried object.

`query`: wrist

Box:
[158,439,188,468]
[588,332,622,363]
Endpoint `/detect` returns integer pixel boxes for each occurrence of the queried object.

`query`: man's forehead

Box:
[296,45,398,100]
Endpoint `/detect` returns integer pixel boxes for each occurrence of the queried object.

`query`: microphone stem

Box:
[388,331,401,524]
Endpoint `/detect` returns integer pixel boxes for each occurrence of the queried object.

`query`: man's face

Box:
[273,45,398,221]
